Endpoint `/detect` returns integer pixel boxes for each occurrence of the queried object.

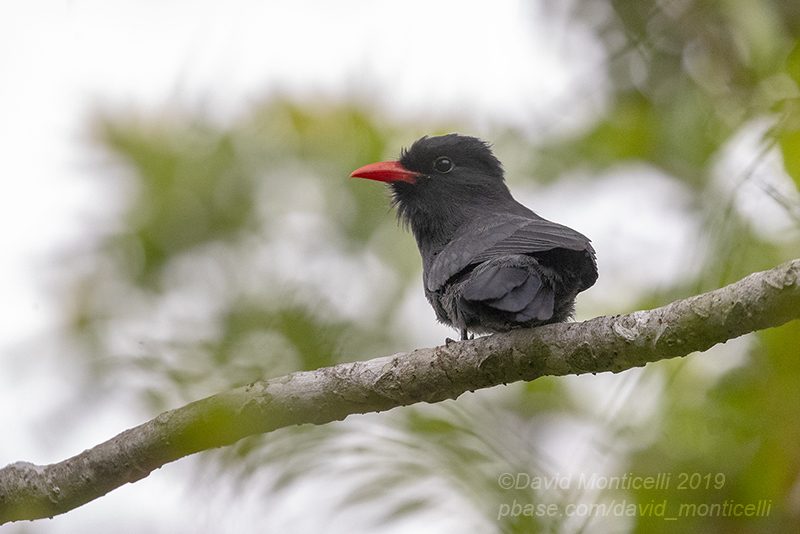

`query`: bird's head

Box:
[350,134,511,240]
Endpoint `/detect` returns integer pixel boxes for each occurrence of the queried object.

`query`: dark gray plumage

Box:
[351,134,597,340]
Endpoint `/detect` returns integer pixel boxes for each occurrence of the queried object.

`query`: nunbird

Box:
[351,134,597,341]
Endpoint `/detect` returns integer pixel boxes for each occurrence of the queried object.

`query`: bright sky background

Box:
[0,0,605,349]
[0,1,715,532]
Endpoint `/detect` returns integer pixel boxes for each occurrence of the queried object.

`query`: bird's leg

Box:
[445,326,469,346]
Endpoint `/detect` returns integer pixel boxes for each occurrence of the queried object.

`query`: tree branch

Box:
[2,258,799,524]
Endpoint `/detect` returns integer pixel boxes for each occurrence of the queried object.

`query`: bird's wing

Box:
[472,218,592,260]
[425,216,594,293]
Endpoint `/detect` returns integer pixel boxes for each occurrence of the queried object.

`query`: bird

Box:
[350,134,597,341]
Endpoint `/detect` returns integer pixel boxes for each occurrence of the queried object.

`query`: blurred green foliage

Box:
[101,119,258,287]
[60,0,800,532]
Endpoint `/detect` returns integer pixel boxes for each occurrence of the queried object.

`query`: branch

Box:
[2,259,799,524]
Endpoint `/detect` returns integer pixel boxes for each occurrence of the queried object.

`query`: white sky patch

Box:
[711,117,800,241]
[262,210,401,322]
[49,0,607,129]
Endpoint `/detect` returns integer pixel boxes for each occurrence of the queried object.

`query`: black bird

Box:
[351,134,597,341]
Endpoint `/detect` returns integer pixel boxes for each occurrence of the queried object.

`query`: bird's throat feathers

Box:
[391,180,513,252]
[391,184,461,247]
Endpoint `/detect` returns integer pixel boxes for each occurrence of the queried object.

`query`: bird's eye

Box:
[433,156,453,173]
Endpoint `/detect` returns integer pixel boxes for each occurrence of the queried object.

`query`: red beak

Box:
[350,161,421,184]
